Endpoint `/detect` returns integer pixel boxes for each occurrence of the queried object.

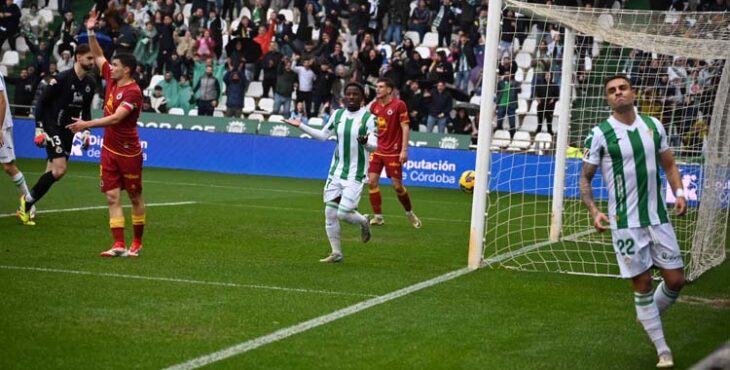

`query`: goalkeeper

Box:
[18,44,96,225]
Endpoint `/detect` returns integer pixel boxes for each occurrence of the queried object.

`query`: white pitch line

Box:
[163,267,473,370]
[0,201,197,218]
[0,265,376,298]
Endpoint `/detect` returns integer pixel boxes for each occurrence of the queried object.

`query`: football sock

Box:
[337,209,368,226]
[635,291,670,355]
[109,217,126,246]
[654,281,680,314]
[132,213,145,245]
[396,186,412,212]
[26,171,57,209]
[369,187,382,214]
[12,171,30,198]
[325,203,341,255]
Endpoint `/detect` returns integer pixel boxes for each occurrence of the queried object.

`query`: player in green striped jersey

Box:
[284,83,378,263]
[580,75,687,368]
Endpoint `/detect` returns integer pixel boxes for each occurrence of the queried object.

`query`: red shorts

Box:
[368,153,402,180]
[100,147,143,194]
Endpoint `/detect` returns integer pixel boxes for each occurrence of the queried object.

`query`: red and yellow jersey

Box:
[101,61,143,156]
[369,98,409,155]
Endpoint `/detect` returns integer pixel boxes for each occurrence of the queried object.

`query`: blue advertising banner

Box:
[13,119,725,200]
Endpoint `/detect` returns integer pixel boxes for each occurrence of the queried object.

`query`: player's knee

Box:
[632,272,653,293]
[665,274,685,292]
[2,162,16,175]
[51,166,67,179]
[105,193,121,206]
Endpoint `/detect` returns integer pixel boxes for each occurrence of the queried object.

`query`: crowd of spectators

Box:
[0,0,727,149]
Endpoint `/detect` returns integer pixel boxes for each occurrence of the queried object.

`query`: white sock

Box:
[12,172,30,197]
[338,209,367,226]
[325,205,341,255]
[654,281,680,314]
[635,291,670,355]
[405,210,413,216]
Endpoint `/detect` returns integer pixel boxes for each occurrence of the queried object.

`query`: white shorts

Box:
[0,125,16,164]
[611,223,684,278]
[323,177,364,212]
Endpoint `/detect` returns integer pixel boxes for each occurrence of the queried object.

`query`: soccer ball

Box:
[459,170,476,193]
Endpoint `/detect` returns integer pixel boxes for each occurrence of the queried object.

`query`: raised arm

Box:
[85,11,108,70]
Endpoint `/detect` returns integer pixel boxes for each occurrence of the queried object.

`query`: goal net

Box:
[470,0,730,281]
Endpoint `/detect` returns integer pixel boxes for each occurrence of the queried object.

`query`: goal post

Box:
[468,0,730,280]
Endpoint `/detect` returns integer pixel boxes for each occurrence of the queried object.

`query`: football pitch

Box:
[1,159,728,369]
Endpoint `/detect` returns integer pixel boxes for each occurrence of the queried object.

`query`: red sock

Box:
[369,188,382,214]
[396,187,412,212]
[132,214,145,245]
[110,217,125,246]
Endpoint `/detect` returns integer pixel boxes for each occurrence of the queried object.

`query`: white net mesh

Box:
[481,1,730,281]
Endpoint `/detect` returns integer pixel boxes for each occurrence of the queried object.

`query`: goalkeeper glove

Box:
[34,127,48,147]
[80,129,91,150]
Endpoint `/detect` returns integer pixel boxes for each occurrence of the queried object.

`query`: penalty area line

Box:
[0,201,197,218]
[163,267,473,370]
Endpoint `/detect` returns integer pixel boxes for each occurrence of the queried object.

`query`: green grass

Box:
[1,159,728,369]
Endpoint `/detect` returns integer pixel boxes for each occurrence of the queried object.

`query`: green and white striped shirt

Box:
[299,108,378,182]
[583,114,670,229]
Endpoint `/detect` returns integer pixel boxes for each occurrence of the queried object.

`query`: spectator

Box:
[409,0,430,42]
[272,56,297,115]
[222,0,243,22]
[312,62,335,116]
[56,50,74,73]
[330,64,349,108]
[194,29,216,59]
[115,15,138,54]
[132,1,151,28]
[288,101,308,125]
[360,48,383,84]
[176,30,196,61]
[425,81,453,133]
[0,0,21,51]
[178,75,194,113]
[158,71,180,109]
[134,21,160,73]
[401,80,425,131]
[5,68,36,116]
[292,54,316,117]
[223,66,247,117]
[251,0,268,27]
[150,85,169,113]
[58,11,76,44]
[404,51,427,82]
[433,0,456,47]
[451,107,474,135]
[261,41,283,98]
[194,65,221,116]
[296,1,321,48]
[383,1,409,45]
[454,33,477,93]
[20,4,45,39]
[496,71,518,137]
[396,37,415,58]
[207,9,225,59]
[157,14,176,73]
[327,41,348,67]
[254,15,277,58]
[427,50,454,84]
[500,9,517,57]
[534,71,560,134]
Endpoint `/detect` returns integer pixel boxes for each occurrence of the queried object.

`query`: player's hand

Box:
[34,127,48,147]
[357,133,369,145]
[282,118,301,127]
[399,149,408,164]
[86,10,98,31]
[67,117,88,133]
[592,212,610,233]
[80,129,91,150]
[674,196,687,217]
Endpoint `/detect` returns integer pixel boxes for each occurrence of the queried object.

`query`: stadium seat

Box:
[240,7,251,20]
[48,0,59,10]
[15,36,28,53]
[436,47,450,57]
[292,23,299,34]
[516,99,528,115]
[421,32,438,48]
[149,74,164,89]
[278,9,294,23]
[515,52,532,70]
[268,114,285,123]
[512,38,521,54]
[246,81,263,98]
[258,97,274,113]
[534,132,553,151]
[1,51,19,67]
[470,95,481,105]
[248,113,264,121]
[519,115,539,133]
[189,109,198,116]
[525,68,534,84]
[521,38,537,54]
[168,108,184,115]
[0,65,7,76]
[182,3,192,18]
[509,131,532,151]
[38,9,53,24]
[229,18,240,33]
[529,99,539,115]
[415,46,430,59]
[519,82,532,100]
[404,31,420,46]
[266,8,275,23]
[553,100,560,117]
[584,55,593,72]
[515,68,525,83]
[218,95,227,110]
[213,110,224,117]
[242,97,256,114]
[308,117,324,127]
[491,130,512,149]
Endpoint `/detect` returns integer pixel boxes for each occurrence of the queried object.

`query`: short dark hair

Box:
[603,74,632,89]
[344,82,365,96]
[113,53,137,74]
[75,44,91,56]
[376,77,394,89]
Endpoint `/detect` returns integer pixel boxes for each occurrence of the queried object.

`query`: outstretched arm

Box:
[67,105,132,133]
[85,10,108,70]
[283,118,333,141]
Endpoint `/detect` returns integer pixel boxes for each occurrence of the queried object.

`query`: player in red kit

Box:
[368,78,421,228]
[67,10,146,257]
